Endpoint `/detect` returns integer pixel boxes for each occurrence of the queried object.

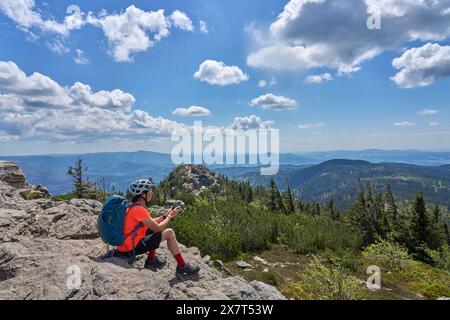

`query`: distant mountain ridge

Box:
[282,149,450,166]
[1,150,449,207]
[0,151,174,195]
[218,159,450,210]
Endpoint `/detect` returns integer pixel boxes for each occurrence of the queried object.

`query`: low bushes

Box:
[278,214,361,254]
[171,196,361,261]
[284,256,367,300]
[171,198,275,260]
[362,239,411,272]
[423,244,450,273]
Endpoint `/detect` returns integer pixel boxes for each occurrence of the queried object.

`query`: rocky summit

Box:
[0,161,285,300]
[167,164,223,195]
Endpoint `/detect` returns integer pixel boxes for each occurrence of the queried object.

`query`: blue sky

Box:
[0,0,450,156]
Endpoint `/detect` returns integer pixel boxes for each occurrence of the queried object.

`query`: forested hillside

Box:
[151,165,450,299]
[218,160,450,210]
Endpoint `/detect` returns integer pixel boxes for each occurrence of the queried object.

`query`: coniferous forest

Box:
[146,167,450,299]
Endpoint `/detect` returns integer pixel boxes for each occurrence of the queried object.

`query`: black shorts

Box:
[122,229,162,256]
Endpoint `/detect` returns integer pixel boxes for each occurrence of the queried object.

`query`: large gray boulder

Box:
[0,161,26,189]
[0,239,286,300]
[0,161,286,300]
[0,197,101,242]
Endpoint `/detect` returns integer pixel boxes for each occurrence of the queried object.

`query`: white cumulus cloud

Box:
[298,123,325,129]
[250,93,297,111]
[391,43,450,88]
[394,121,416,127]
[0,60,187,141]
[231,115,274,130]
[172,106,211,117]
[170,10,194,31]
[47,40,70,55]
[258,80,267,87]
[247,0,450,75]
[199,20,209,34]
[416,108,439,116]
[194,60,249,86]
[305,73,333,84]
[74,49,89,65]
[0,3,197,62]
[86,6,171,63]
[0,0,85,36]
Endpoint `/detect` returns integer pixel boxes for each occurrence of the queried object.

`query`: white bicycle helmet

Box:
[129,178,155,197]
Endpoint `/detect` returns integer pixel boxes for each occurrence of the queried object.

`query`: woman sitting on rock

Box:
[116,179,200,276]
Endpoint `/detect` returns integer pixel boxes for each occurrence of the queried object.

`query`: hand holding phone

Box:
[169,206,182,218]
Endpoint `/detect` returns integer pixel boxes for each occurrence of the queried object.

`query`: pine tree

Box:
[297,199,304,212]
[384,184,398,221]
[67,157,88,198]
[373,192,385,237]
[410,193,431,257]
[268,179,286,213]
[275,186,287,213]
[432,205,440,224]
[245,182,253,203]
[444,223,450,245]
[151,187,161,205]
[269,179,277,212]
[428,205,447,250]
[325,198,336,220]
[366,180,373,196]
[284,177,295,214]
[238,183,244,200]
[309,203,320,216]
[344,182,375,246]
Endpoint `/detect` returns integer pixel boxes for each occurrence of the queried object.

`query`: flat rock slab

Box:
[0,238,286,300]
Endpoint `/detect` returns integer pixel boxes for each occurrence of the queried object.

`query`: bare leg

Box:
[161,228,181,256]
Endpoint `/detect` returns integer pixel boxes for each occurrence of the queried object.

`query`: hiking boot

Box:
[176,263,200,276]
[144,257,167,270]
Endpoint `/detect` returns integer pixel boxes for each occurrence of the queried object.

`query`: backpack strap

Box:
[126,222,144,260]
[123,203,146,261]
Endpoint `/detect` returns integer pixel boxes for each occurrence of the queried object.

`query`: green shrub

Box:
[396,260,450,299]
[423,244,450,272]
[172,198,278,260]
[278,214,361,254]
[170,197,361,261]
[362,239,411,272]
[174,192,197,206]
[52,192,75,202]
[324,248,364,272]
[26,192,48,200]
[172,213,240,260]
[286,256,367,300]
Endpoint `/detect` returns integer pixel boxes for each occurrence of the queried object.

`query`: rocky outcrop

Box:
[0,161,286,300]
[0,161,26,189]
[0,196,100,242]
[167,164,223,195]
[0,239,285,300]
[0,161,51,202]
